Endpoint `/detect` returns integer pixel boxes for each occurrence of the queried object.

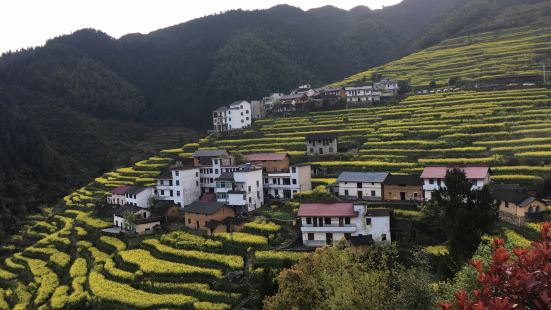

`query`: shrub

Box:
[160,231,223,251]
[242,220,281,236]
[214,232,268,247]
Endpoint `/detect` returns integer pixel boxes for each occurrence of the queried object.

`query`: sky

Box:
[1,0,402,53]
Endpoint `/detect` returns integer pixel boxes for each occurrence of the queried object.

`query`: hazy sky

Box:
[1,0,402,53]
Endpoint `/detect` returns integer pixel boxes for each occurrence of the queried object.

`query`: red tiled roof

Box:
[245,153,288,161]
[200,193,216,202]
[111,185,132,195]
[420,166,489,179]
[298,203,358,217]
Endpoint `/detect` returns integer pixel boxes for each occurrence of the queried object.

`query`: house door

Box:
[400,192,406,201]
[319,147,323,155]
[358,191,363,198]
[196,221,199,229]
[283,190,292,198]
[326,233,333,244]
[318,218,324,227]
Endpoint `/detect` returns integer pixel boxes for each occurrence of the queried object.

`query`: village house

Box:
[244,153,290,173]
[382,174,423,201]
[261,93,283,111]
[154,165,201,208]
[345,85,380,103]
[373,79,399,95]
[279,93,309,107]
[250,100,265,119]
[298,202,391,247]
[263,164,312,199]
[212,106,229,132]
[124,186,154,208]
[421,165,491,200]
[336,172,389,200]
[151,200,182,221]
[211,100,252,133]
[112,205,162,235]
[107,185,131,206]
[214,166,264,212]
[492,184,546,225]
[183,201,238,235]
[305,133,338,156]
[192,149,236,193]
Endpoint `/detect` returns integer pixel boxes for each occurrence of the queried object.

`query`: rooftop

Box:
[492,186,538,207]
[336,172,389,183]
[245,153,289,161]
[114,205,149,217]
[183,201,228,215]
[420,165,490,179]
[111,185,132,195]
[365,208,392,217]
[126,186,152,195]
[216,172,234,181]
[383,174,422,186]
[305,132,338,141]
[298,202,358,217]
[192,149,228,158]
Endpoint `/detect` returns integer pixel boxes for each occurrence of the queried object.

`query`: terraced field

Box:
[334,26,551,87]
[0,141,301,308]
[193,88,551,185]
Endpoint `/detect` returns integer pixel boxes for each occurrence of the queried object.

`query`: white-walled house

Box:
[336,172,389,200]
[421,165,491,200]
[345,85,380,103]
[264,164,312,199]
[226,100,252,130]
[298,202,391,247]
[107,185,131,206]
[250,100,265,119]
[112,205,161,235]
[262,93,283,111]
[155,166,201,208]
[212,106,229,132]
[124,186,154,209]
[373,79,399,94]
[214,166,264,212]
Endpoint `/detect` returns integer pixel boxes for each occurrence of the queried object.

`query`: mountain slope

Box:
[335,25,551,87]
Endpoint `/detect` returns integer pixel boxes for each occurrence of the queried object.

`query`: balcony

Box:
[303,240,328,247]
[301,225,356,233]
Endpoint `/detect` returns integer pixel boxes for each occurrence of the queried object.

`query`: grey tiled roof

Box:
[336,172,389,183]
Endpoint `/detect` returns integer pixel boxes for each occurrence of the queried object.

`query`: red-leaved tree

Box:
[442,222,551,310]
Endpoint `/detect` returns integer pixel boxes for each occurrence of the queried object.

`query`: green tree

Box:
[263,244,434,310]
[423,168,498,270]
[429,80,437,89]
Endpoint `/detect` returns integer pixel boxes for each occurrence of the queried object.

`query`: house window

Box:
[291,167,296,173]
[306,217,312,224]
[161,190,165,195]
[381,234,387,241]
[310,148,314,153]
[292,179,297,185]
[169,190,173,197]
[429,179,434,184]
[357,182,362,188]
[344,189,349,196]
[307,233,314,240]
[175,171,179,176]
[248,186,251,193]
[329,147,333,153]
[505,202,509,208]
[196,181,199,186]
[176,180,180,186]
[371,191,376,196]
[366,218,372,225]
[249,197,252,203]
[345,217,350,224]
[177,191,180,197]
[256,180,259,186]
[437,180,441,186]
[215,169,219,174]
[246,117,249,121]
[196,172,199,177]
[324,217,331,225]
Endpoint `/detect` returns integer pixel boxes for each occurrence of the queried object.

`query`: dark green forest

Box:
[1,0,550,238]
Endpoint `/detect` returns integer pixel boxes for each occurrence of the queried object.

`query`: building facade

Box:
[345,86,380,103]
[124,186,154,208]
[244,153,290,173]
[226,100,252,130]
[214,167,264,212]
[155,166,201,208]
[107,185,131,206]
[336,172,389,200]
[421,165,491,200]
[183,201,236,234]
[493,185,546,225]
[264,164,312,199]
[298,202,391,247]
[305,133,338,156]
[382,175,423,201]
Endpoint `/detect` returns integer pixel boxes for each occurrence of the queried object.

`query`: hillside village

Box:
[1,22,551,310]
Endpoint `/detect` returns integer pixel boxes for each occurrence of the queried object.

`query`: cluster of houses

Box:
[104,157,548,248]
[212,80,399,133]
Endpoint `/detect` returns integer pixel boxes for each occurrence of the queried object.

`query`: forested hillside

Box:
[1,0,551,238]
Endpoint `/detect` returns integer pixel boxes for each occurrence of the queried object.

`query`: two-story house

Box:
[154,165,201,208]
[382,174,423,201]
[124,186,154,208]
[214,166,264,212]
[107,185,131,206]
[298,202,391,247]
[345,85,380,103]
[113,204,162,235]
[244,153,290,172]
[337,172,389,200]
[421,165,491,200]
[305,133,338,156]
[183,201,239,235]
